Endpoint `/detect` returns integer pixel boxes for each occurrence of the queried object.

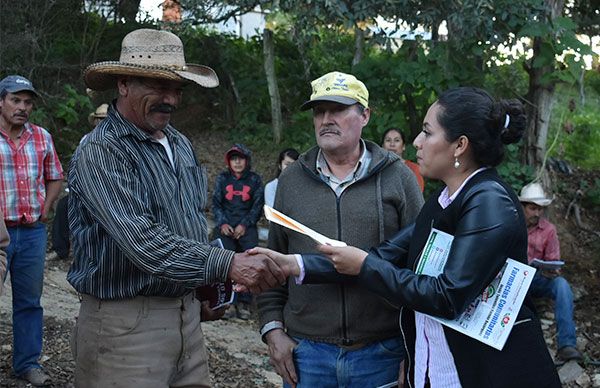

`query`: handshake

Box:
[227,247,300,294]
[226,244,369,294]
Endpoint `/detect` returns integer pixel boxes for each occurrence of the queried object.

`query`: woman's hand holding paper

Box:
[317,244,368,275]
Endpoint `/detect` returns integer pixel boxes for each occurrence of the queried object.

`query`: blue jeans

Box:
[5,223,47,375]
[283,336,405,388]
[530,273,577,349]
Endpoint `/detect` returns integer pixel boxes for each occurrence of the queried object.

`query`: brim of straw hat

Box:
[88,112,107,125]
[84,62,219,91]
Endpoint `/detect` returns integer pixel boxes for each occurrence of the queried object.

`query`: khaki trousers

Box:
[72,293,211,388]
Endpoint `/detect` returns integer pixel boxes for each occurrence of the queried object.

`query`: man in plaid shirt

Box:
[0,75,63,386]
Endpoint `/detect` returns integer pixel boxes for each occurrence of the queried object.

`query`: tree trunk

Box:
[404,91,420,141]
[263,28,283,144]
[352,26,364,67]
[292,27,311,82]
[525,58,555,168]
[524,0,564,181]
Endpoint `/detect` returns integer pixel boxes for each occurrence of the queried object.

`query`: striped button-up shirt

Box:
[0,122,64,223]
[67,104,234,300]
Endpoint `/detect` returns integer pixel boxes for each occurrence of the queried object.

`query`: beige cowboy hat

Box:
[519,182,553,207]
[88,103,109,125]
[84,29,219,91]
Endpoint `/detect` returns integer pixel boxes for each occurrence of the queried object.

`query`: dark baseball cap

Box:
[0,75,38,97]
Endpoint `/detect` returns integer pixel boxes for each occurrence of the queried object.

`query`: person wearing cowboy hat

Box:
[519,182,583,362]
[87,103,109,127]
[67,28,287,387]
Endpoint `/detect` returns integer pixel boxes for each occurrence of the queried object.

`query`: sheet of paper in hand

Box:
[415,228,536,350]
[195,238,235,310]
[529,258,565,270]
[263,205,346,247]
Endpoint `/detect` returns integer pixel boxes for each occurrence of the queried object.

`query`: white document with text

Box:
[415,228,536,350]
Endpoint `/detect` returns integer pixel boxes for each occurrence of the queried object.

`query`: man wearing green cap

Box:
[257,71,424,387]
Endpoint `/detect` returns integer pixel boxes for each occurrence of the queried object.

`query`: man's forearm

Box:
[44,179,63,213]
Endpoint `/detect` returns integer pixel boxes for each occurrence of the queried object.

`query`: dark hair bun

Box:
[497,99,526,145]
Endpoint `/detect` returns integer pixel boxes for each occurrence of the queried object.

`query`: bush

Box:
[581,178,600,211]
[556,109,600,170]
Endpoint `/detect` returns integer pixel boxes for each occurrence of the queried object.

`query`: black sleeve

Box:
[357,183,522,319]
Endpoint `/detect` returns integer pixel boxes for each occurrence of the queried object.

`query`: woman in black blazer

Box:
[252,87,560,388]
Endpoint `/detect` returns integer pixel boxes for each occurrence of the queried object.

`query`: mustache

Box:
[150,104,176,113]
[319,127,340,136]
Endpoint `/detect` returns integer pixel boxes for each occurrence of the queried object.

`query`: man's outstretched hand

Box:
[229,251,287,293]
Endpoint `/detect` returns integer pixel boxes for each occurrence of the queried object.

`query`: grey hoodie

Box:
[257,140,424,344]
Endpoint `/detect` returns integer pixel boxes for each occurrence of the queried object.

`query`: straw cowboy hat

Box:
[519,182,553,207]
[84,29,219,91]
[88,103,109,125]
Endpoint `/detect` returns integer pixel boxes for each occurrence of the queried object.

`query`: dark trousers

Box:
[214,226,258,304]
[51,195,70,259]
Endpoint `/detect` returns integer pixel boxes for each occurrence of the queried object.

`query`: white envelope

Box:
[264,205,346,247]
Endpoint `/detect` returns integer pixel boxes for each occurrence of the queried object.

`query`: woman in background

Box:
[382,127,424,191]
[264,148,299,208]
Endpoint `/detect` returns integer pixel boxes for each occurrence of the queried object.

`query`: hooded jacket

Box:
[212,144,264,228]
[257,140,424,344]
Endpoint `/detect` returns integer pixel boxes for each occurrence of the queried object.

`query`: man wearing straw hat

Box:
[88,102,109,127]
[68,28,287,387]
[519,182,583,362]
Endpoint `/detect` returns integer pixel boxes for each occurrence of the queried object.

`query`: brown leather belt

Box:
[339,339,372,351]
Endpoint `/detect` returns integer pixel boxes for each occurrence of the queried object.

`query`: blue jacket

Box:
[212,144,264,228]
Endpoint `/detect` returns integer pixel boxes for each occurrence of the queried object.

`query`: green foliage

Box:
[585,69,600,95]
[496,144,536,192]
[29,84,94,164]
[547,80,600,170]
[558,110,600,169]
[2,0,596,178]
[581,179,600,211]
[483,60,529,98]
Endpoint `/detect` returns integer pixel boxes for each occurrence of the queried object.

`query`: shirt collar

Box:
[529,217,551,233]
[316,139,369,179]
[438,167,488,209]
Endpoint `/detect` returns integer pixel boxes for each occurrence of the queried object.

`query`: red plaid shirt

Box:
[0,122,64,223]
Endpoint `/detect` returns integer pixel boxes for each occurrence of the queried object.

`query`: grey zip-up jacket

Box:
[257,140,424,344]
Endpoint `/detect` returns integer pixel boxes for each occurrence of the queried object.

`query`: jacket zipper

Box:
[336,195,349,343]
[299,153,392,345]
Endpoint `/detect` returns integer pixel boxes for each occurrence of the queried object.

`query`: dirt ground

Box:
[0,258,280,387]
[0,129,598,387]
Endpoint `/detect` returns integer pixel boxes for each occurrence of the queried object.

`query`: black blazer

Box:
[304,169,560,388]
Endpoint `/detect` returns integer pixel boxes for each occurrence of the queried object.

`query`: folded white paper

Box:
[264,205,346,247]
